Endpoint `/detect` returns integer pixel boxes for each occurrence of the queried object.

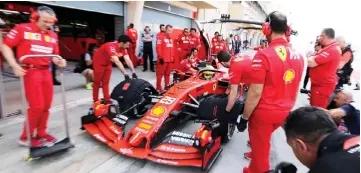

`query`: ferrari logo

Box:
[283,69,295,84]
[213,83,217,91]
[275,46,287,61]
[151,106,166,116]
[44,35,51,42]
[234,57,244,62]
[338,46,342,54]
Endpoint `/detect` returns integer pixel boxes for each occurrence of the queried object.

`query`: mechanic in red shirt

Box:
[156,24,165,40]
[92,35,137,103]
[125,23,138,67]
[190,48,200,63]
[211,32,219,45]
[175,28,190,61]
[216,50,253,99]
[308,28,342,108]
[1,6,66,147]
[238,11,305,173]
[156,24,174,92]
[212,35,227,55]
[178,53,197,74]
[189,28,201,50]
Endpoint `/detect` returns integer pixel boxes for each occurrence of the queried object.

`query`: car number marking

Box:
[159,96,176,105]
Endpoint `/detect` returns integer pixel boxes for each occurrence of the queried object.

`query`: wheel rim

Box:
[135,88,152,118]
[227,123,235,139]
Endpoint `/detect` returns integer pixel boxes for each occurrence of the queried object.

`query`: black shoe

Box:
[143,69,147,72]
[53,79,61,85]
[150,69,155,72]
[0,133,3,138]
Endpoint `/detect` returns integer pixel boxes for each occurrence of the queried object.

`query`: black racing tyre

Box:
[197,94,243,143]
[111,78,158,118]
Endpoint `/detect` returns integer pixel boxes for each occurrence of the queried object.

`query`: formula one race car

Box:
[81,66,244,172]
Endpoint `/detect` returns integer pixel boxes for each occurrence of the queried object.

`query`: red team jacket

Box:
[212,41,227,54]
[176,34,190,50]
[250,38,304,111]
[3,23,59,66]
[309,41,342,86]
[125,28,138,43]
[189,35,200,49]
[92,41,128,67]
[228,55,253,85]
[156,34,174,62]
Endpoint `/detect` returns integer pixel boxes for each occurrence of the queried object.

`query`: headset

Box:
[30,6,58,23]
[144,26,151,32]
[262,11,291,37]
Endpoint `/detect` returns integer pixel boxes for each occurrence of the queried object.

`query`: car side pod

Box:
[18,55,75,161]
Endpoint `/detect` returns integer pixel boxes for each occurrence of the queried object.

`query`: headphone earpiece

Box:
[262,11,291,37]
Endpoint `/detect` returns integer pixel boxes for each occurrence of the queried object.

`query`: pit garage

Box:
[0,1,125,61]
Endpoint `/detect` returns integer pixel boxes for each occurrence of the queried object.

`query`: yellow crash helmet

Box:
[202,65,215,79]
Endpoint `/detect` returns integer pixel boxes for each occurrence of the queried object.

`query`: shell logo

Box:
[283,69,295,84]
[151,106,166,116]
[44,35,51,42]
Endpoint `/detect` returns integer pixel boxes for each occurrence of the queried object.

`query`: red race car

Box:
[81,65,244,171]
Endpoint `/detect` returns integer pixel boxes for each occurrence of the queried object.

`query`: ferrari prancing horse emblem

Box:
[275,46,287,62]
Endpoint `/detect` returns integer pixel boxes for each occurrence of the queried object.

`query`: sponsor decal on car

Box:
[142,120,155,124]
[110,126,122,135]
[138,122,152,130]
[146,116,159,121]
[93,134,107,143]
[213,83,217,91]
[170,136,194,146]
[172,131,194,139]
[134,127,148,134]
[159,96,177,105]
[151,106,166,116]
[156,159,178,165]
[160,145,187,153]
[120,148,133,154]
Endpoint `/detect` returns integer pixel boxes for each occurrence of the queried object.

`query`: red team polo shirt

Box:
[93,41,128,67]
[178,59,194,72]
[309,41,341,85]
[228,55,253,85]
[250,38,304,110]
[3,23,59,66]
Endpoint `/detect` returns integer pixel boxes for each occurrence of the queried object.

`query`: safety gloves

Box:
[132,73,138,79]
[237,115,248,132]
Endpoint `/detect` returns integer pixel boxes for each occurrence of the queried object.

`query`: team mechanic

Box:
[92,35,137,104]
[155,24,174,92]
[175,28,191,64]
[1,6,66,147]
[308,28,342,108]
[284,107,360,173]
[125,23,138,66]
[237,11,304,173]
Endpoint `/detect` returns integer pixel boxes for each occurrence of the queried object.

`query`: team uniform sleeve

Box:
[229,62,242,85]
[249,52,269,84]
[3,24,23,48]
[156,37,163,58]
[314,49,334,65]
[341,51,352,64]
[105,44,118,57]
[122,48,129,56]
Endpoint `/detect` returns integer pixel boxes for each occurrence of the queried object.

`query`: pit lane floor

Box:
[0,50,359,173]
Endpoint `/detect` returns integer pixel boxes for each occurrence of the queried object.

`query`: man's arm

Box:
[226,84,239,112]
[1,44,20,68]
[308,50,333,68]
[243,53,268,119]
[122,54,135,73]
[338,51,352,69]
[111,56,128,75]
[243,84,263,119]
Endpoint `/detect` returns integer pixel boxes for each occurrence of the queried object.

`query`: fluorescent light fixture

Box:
[70,22,88,27]
[0,9,20,14]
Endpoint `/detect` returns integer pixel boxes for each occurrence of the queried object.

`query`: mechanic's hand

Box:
[124,74,131,81]
[12,65,26,77]
[132,73,138,79]
[55,58,67,68]
[159,58,164,65]
[237,115,248,132]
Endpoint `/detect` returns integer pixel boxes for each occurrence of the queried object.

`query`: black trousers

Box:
[143,43,154,70]
[303,67,310,89]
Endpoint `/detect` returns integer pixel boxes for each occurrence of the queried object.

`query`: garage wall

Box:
[35,1,124,16]
[114,16,124,40]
